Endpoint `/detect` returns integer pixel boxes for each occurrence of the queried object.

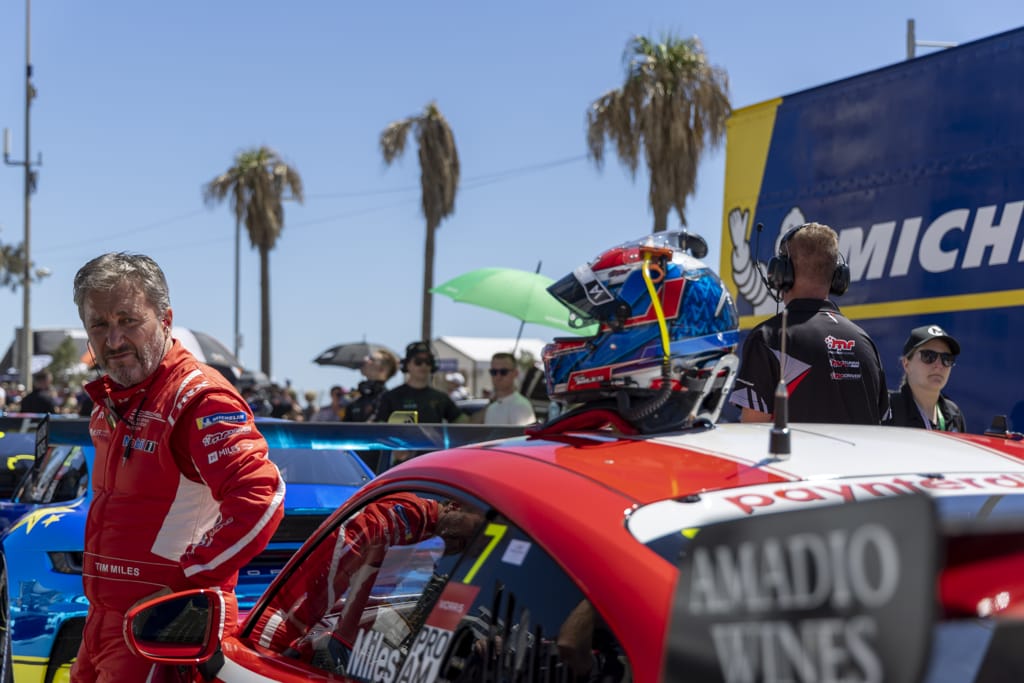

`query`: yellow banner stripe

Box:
[740,289,1024,329]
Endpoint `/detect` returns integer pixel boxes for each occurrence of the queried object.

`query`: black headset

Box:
[400,341,438,373]
[766,223,850,296]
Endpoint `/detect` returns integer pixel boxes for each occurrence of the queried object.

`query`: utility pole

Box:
[3,0,42,392]
[906,19,958,59]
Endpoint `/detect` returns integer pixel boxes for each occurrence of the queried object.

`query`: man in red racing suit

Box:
[69,253,285,682]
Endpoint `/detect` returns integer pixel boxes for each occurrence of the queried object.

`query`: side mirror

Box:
[124,589,224,664]
[985,415,1024,441]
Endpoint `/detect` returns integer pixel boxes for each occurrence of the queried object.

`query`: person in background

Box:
[728,222,888,424]
[302,389,319,421]
[243,385,273,417]
[484,352,536,425]
[884,324,966,432]
[312,384,348,421]
[20,368,57,414]
[344,348,400,422]
[445,371,470,401]
[76,384,95,416]
[267,385,301,419]
[69,251,283,682]
[374,341,466,424]
[60,393,80,415]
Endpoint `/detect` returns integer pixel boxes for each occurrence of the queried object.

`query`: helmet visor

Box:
[546,264,618,327]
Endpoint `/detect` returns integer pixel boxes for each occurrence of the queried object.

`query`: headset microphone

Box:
[753,222,782,304]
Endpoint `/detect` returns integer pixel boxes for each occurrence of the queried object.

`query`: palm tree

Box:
[380,102,460,342]
[0,237,46,291]
[203,146,303,377]
[587,34,730,232]
[0,240,28,291]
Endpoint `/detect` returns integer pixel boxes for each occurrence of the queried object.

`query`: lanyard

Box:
[914,400,945,431]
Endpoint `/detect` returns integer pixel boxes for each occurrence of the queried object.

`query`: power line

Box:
[36,153,589,254]
[305,154,587,200]
[461,154,587,188]
[39,209,207,254]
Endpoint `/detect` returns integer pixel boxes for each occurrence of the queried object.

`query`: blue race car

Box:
[0,428,37,503]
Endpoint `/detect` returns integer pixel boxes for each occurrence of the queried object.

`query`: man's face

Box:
[82,283,170,388]
[489,358,517,392]
[406,354,432,381]
[437,502,485,555]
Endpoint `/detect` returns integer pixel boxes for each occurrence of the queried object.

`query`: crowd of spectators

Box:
[230,341,542,426]
[0,369,92,416]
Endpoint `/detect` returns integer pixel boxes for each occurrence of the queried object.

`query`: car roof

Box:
[424,422,1024,505]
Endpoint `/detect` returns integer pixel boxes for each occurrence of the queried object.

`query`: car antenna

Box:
[769,308,791,460]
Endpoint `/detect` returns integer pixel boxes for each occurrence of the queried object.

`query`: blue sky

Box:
[2,1,1022,399]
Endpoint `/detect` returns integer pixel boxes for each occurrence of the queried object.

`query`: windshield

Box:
[267,447,370,486]
[15,445,89,505]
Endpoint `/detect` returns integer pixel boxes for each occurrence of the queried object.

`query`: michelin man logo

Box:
[727,205,807,315]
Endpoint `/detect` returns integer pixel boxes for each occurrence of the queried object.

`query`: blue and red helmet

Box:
[543,231,739,427]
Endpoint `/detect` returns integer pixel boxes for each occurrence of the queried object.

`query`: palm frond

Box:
[380,118,415,165]
[379,101,460,340]
[588,33,731,230]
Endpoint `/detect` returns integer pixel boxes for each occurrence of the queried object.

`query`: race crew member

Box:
[70,252,285,683]
[884,324,967,432]
[728,222,889,424]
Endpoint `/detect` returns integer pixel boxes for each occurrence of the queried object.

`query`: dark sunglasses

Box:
[489,368,512,377]
[410,356,431,366]
[917,349,956,367]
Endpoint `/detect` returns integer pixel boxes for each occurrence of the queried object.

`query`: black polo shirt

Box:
[375,384,464,423]
[728,299,889,424]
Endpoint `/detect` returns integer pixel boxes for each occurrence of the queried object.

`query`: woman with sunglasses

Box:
[885,325,966,432]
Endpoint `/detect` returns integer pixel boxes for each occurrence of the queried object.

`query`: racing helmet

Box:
[542,230,740,429]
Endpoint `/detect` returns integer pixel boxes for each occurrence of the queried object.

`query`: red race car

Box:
[123,419,1024,683]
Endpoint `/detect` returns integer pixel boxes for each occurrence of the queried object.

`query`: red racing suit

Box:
[71,341,285,682]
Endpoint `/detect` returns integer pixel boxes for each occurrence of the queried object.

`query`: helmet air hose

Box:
[621,251,673,421]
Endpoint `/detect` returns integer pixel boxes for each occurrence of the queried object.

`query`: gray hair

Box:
[73,252,171,321]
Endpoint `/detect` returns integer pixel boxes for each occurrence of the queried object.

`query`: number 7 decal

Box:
[462,522,507,583]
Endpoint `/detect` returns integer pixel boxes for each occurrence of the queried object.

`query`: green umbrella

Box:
[431,267,598,337]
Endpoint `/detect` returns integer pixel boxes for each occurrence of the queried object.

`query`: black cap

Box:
[404,341,433,360]
[903,325,960,356]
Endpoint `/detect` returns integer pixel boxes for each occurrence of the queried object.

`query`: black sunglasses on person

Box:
[917,349,956,367]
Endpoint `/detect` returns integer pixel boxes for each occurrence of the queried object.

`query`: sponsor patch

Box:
[201,424,252,448]
[196,411,247,430]
[134,409,166,429]
[825,335,856,352]
[121,435,158,453]
[567,366,611,390]
[207,442,252,464]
